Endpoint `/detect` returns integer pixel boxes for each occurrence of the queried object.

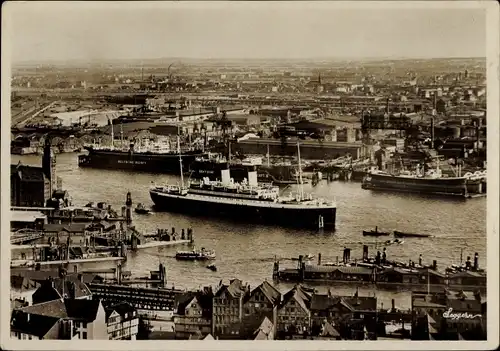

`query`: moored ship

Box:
[150,142,337,230]
[361,165,486,198]
[78,140,206,174]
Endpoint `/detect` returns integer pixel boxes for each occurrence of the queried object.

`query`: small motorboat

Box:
[385,238,405,245]
[207,264,217,272]
[176,247,216,261]
[135,203,150,215]
[363,227,390,237]
[394,230,432,238]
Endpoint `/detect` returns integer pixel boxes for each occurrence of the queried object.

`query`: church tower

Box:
[42,137,56,198]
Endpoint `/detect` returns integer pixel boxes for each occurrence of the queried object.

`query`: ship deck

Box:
[150,189,336,209]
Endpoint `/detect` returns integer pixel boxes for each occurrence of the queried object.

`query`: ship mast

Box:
[297,141,304,200]
[178,135,184,187]
[120,123,124,148]
[267,144,270,167]
[110,119,114,149]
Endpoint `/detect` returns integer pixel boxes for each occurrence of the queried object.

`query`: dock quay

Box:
[135,239,191,249]
[10,255,125,268]
[10,239,191,251]
[273,249,487,294]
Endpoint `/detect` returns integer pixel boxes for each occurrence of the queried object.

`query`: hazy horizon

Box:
[4,2,487,64]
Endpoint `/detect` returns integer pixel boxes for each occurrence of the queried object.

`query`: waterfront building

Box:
[32,276,93,305]
[310,290,377,340]
[41,223,92,246]
[11,298,108,340]
[447,271,486,290]
[212,279,250,339]
[10,163,50,208]
[105,302,139,340]
[10,276,40,306]
[11,142,61,208]
[174,288,213,339]
[411,289,486,340]
[276,285,313,338]
[241,280,281,338]
[11,210,47,231]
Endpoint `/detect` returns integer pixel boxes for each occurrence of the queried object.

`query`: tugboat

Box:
[134,203,150,214]
[362,227,390,237]
[206,264,217,271]
[175,247,216,261]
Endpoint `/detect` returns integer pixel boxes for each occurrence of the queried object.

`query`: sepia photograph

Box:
[1,1,499,350]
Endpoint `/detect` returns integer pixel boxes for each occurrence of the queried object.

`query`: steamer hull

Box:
[362,172,469,197]
[149,190,336,230]
[78,147,206,174]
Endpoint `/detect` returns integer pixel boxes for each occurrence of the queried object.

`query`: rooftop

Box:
[11,210,47,223]
[17,298,102,323]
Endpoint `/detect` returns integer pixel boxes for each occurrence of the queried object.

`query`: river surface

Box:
[11,153,487,310]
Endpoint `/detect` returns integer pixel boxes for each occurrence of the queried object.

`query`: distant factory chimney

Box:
[385,98,390,114]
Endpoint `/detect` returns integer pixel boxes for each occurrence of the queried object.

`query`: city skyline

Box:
[4,2,487,64]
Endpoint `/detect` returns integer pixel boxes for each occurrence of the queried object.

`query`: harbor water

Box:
[12,153,487,310]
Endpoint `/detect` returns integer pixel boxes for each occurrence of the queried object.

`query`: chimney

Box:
[473,253,479,270]
[466,256,471,269]
[432,260,437,270]
[391,299,395,311]
[363,245,368,261]
[430,117,435,149]
[317,253,322,266]
[67,281,76,300]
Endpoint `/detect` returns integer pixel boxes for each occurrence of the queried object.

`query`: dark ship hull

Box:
[78,147,207,174]
[362,172,469,197]
[149,190,336,230]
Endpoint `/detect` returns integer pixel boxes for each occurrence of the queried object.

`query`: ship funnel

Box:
[248,171,258,187]
[221,169,231,186]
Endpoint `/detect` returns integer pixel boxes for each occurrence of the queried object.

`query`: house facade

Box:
[276,285,312,337]
[105,302,139,340]
[174,289,213,339]
[212,279,250,338]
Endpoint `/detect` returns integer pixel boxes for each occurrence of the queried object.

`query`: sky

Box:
[4,1,487,63]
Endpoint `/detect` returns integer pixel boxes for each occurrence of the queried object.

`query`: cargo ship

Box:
[78,140,207,174]
[361,165,486,198]
[150,142,337,230]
